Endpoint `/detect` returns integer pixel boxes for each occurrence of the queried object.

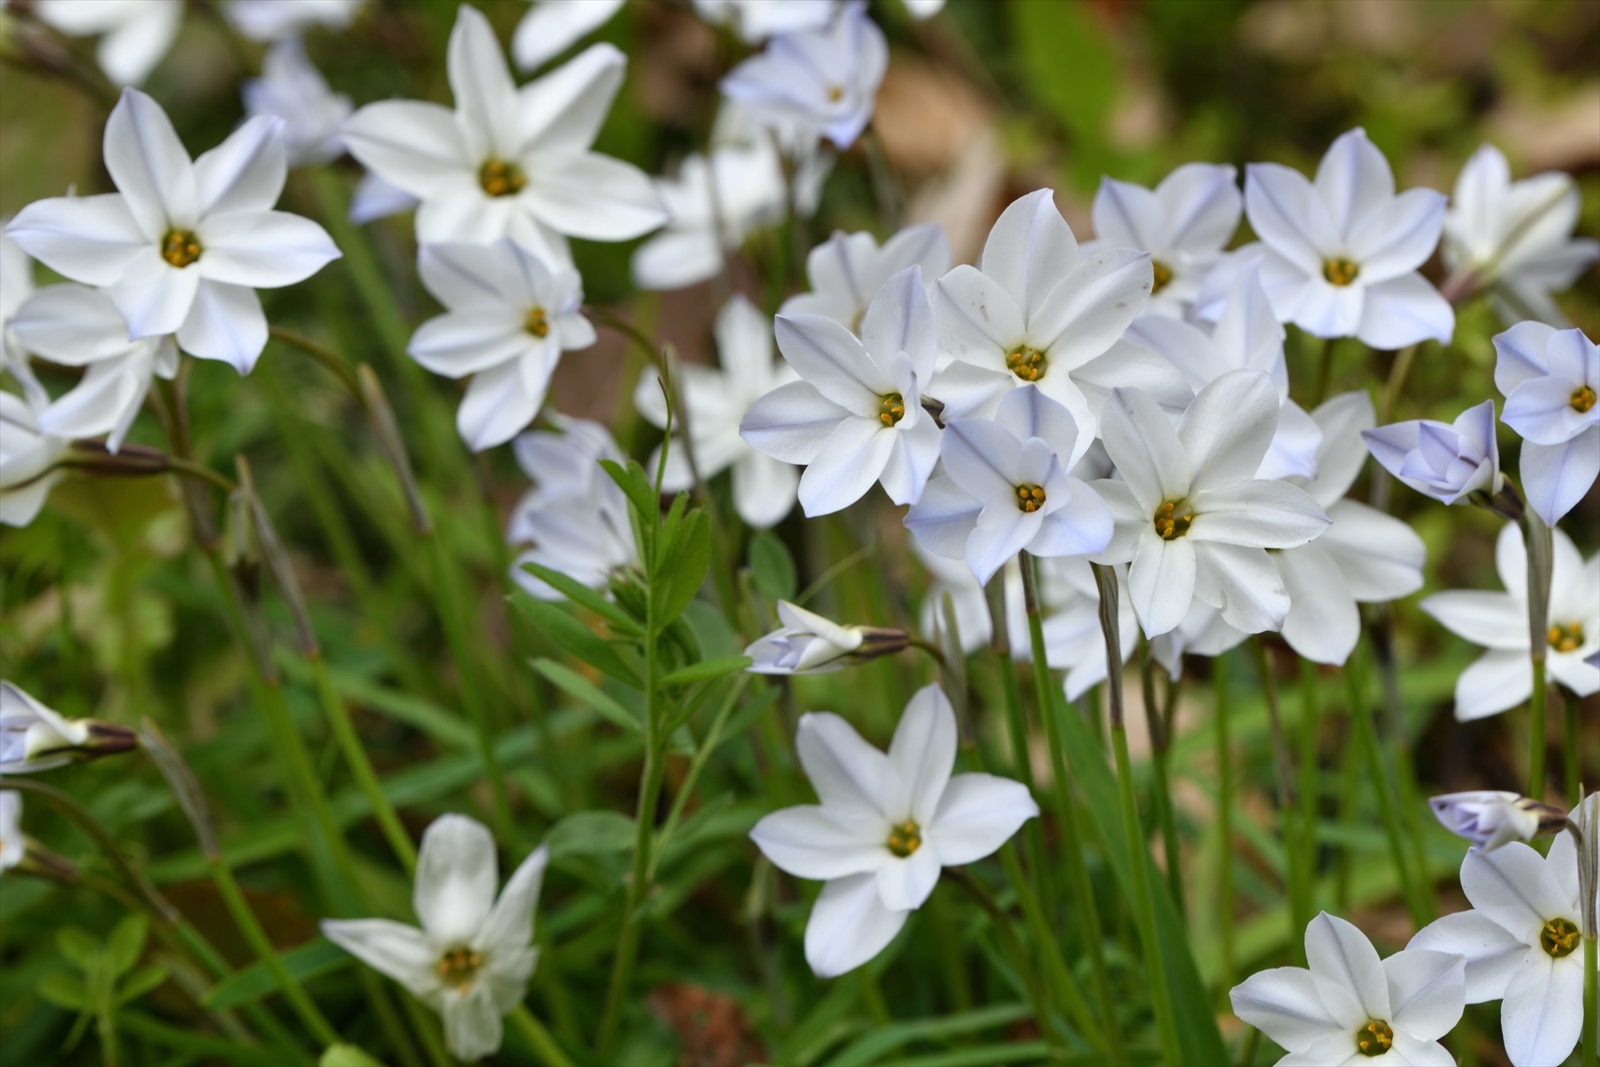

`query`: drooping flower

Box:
[33,0,182,87]
[226,0,365,41]
[341,5,665,265]
[750,684,1038,977]
[1270,391,1426,665]
[1419,521,1598,721]
[1230,911,1466,1066]
[512,0,624,71]
[1244,128,1453,349]
[1443,144,1600,327]
[745,600,908,675]
[6,90,340,374]
[905,385,1112,585]
[409,240,595,452]
[0,359,68,527]
[634,295,800,528]
[929,189,1186,437]
[1409,830,1590,1066]
[720,2,888,151]
[322,815,550,1063]
[1362,399,1501,506]
[242,38,353,168]
[1126,255,1320,480]
[1428,791,1566,853]
[693,0,836,42]
[780,224,950,334]
[741,266,941,516]
[1493,321,1598,526]
[1085,162,1241,319]
[0,681,136,774]
[1091,370,1330,637]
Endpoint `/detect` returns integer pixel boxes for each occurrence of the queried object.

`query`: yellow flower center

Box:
[886,820,921,858]
[1355,1019,1394,1057]
[1548,622,1585,653]
[435,947,485,993]
[1571,385,1596,414]
[1015,483,1046,513]
[1151,259,1173,295]
[1541,916,1580,958]
[526,306,550,338]
[1323,257,1360,287]
[479,158,527,198]
[826,84,844,103]
[161,228,202,268]
[1005,344,1047,382]
[878,392,905,427]
[1153,500,1194,540]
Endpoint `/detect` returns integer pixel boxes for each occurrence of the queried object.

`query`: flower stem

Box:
[1214,651,1235,997]
[1583,934,1597,1067]
[1522,503,1554,799]
[1251,639,1312,959]
[1136,639,1185,919]
[509,1007,573,1067]
[267,324,363,401]
[1344,656,1429,927]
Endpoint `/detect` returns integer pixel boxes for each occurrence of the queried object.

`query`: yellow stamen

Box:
[435,947,485,993]
[1005,345,1047,382]
[1541,917,1580,958]
[1571,385,1596,414]
[1014,483,1046,513]
[1323,257,1360,287]
[878,392,906,427]
[1151,259,1173,295]
[886,820,921,857]
[525,306,550,338]
[1153,499,1194,540]
[160,228,202,268]
[1548,622,1584,654]
[479,158,527,198]
[1355,1019,1393,1057]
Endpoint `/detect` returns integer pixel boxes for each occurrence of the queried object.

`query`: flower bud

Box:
[1428,790,1567,851]
[0,682,137,775]
[1362,400,1501,506]
[745,601,908,675]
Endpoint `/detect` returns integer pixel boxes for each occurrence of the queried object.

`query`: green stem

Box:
[1137,639,1185,919]
[209,856,341,1048]
[648,676,750,882]
[1378,344,1419,423]
[1311,336,1335,409]
[267,324,363,401]
[1584,935,1597,1067]
[1521,502,1554,801]
[509,1007,573,1067]
[1344,660,1429,927]
[858,971,892,1027]
[1214,651,1235,997]
[1252,639,1311,956]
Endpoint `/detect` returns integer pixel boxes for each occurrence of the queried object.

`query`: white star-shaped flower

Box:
[34,0,182,87]
[780,224,950,333]
[1493,321,1598,526]
[243,38,353,168]
[632,141,787,292]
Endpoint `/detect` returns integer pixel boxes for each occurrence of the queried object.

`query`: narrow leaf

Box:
[509,590,642,687]
[659,657,752,688]
[520,561,643,636]
[203,939,352,1010]
[529,658,641,733]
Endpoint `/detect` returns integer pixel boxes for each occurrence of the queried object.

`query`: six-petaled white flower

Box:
[781,224,950,334]
[1419,521,1599,721]
[322,814,550,1064]
[1362,399,1501,506]
[1493,321,1599,526]
[745,600,907,675]
[1230,911,1466,1066]
[242,38,353,168]
[6,89,340,374]
[749,683,1038,977]
[741,265,942,515]
[1244,128,1453,349]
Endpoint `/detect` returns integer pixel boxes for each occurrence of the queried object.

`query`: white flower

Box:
[1443,144,1600,327]
[745,600,907,674]
[741,265,941,516]
[750,684,1038,977]
[0,360,68,528]
[0,681,136,774]
[513,0,624,71]
[1493,322,1599,526]
[720,2,887,150]
[227,0,364,40]
[350,172,418,225]
[34,0,182,87]
[322,815,549,1064]
[1427,791,1564,853]
[6,89,340,374]
[929,189,1186,437]
[1091,370,1330,638]
[1419,521,1599,721]
[693,0,836,45]
[1030,558,1139,700]
[507,416,637,599]
[1230,911,1466,1066]
[1084,162,1241,319]
[634,295,799,527]
[1126,255,1320,480]
[1409,834,1589,1066]
[712,100,832,218]
[631,139,786,292]
[1,228,33,358]
[0,791,20,872]
[1271,391,1425,665]
[1244,128,1453,349]
[410,241,594,452]
[780,224,950,334]
[1362,399,1501,506]
[341,5,664,265]
[243,38,353,167]
[905,385,1113,585]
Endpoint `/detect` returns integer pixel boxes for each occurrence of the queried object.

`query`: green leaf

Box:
[658,656,752,688]
[37,971,88,1011]
[106,915,148,977]
[520,561,643,636]
[529,658,641,733]
[509,590,641,686]
[546,811,635,858]
[749,533,797,602]
[115,963,168,1005]
[601,458,659,523]
[657,510,710,627]
[825,1003,1031,1066]
[320,1044,387,1067]
[204,939,352,1010]
[56,928,97,971]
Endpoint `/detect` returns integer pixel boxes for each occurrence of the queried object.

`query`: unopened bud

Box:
[0,681,137,774]
[1429,790,1567,852]
[745,601,908,675]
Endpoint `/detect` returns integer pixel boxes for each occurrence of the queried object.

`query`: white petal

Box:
[472,844,548,956]
[875,846,941,912]
[1451,650,1531,722]
[1189,479,1328,549]
[1303,391,1376,507]
[1156,162,1241,251]
[1291,276,1364,340]
[1245,163,1338,272]
[1099,386,1187,508]
[1192,541,1291,634]
[731,451,798,529]
[979,189,1079,322]
[886,683,958,826]
[940,418,1021,503]
[1319,500,1425,602]
[195,115,288,217]
[320,919,438,999]
[740,380,848,465]
[1520,431,1600,527]
[1382,948,1465,1042]
[517,43,626,155]
[803,873,908,978]
[1419,590,1525,650]
[1459,843,1574,943]
[1229,966,1344,1054]
[1129,534,1196,637]
[523,152,667,240]
[1178,369,1281,494]
[1492,321,1558,396]
[1314,128,1395,235]
[175,281,266,374]
[9,284,137,364]
[1305,912,1390,1029]
[1277,543,1361,665]
[904,476,982,560]
[796,418,895,516]
[6,194,146,286]
[512,0,624,71]
[441,984,504,1063]
[926,358,1013,421]
[111,247,199,338]
[774,313,886,410]
[1501,952,1583,1067]
[934,265,1026,364]
[1387,1032,1458,1067]
[457,359,541,452]
[965,509,1038,587]
[448,5,521,159]
[1348,189,1446,284]
[104,88,198,237]
[995,384,1079,469]
[1029,480,1113,558]
[860,266,936,382]
[414,814,499,945]
[1031,248,1152,369]
[929,773,1038,865]
[341,101,471,199]
[1357,274,1454,349]
[750,805,887,880]
[1091,177,1164,251]
[1408,912,1528,1003]
[408,311,531,379]
[795,712,894,818]
[196,211,339,288]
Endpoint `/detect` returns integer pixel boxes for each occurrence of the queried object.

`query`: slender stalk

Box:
[1137,639,1185,918]
[858,972,892,1027]
[1214,651,1235,995]
[1523,504,1554,799]
[948,869,1049,1036]
[267,324,363,400]
[509,1007,573,1067]
[1297,660,1321,930]
[649,676,750,881]
[1252,639,1311,954]
[1584,935,1597,1067]
[1311,336,1335,409]
[1344,662,1429,927]
[1378,344,1419,423]
[1091,565,1181,1066]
